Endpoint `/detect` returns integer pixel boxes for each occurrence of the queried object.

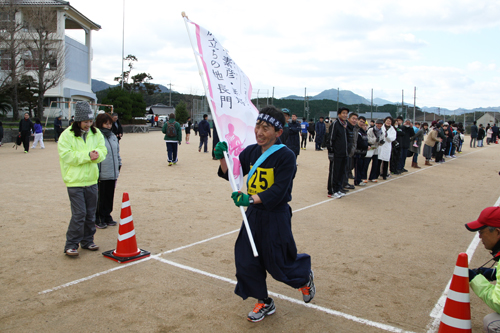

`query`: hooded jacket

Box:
[58,127,107,187]
[98,128,121,181]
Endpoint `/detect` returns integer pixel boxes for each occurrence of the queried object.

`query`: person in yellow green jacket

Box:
[466,206,500,331]
[58,101,107,257]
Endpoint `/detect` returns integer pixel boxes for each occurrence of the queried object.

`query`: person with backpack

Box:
[162,112,182,166]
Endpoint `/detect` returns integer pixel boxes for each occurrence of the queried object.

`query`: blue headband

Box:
[257,113,283,130]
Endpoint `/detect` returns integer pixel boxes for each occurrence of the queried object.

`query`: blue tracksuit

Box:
[218,140,311,300]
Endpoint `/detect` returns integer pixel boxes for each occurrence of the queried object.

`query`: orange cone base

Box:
[102,248,150,264]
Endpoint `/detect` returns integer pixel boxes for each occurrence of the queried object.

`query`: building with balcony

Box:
[0,0,100,119]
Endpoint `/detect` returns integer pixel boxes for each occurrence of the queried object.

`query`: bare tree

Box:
[22,4,65,120]
[0,0,28,120]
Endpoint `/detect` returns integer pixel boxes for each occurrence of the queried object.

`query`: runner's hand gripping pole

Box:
[223,150,259,257]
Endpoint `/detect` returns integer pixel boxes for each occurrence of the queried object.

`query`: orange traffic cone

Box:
[438,252,471,332]
[103,192,150,263]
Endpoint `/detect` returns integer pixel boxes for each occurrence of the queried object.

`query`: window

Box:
[0,50,12,70]
[23,49,58,70]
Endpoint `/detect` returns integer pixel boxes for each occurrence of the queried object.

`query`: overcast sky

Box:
[66,0,500,110]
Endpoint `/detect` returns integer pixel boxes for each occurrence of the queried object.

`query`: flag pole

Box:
[182,12,258,257]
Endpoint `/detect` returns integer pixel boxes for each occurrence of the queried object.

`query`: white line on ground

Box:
[152,256,416,333]
[38,255,156,294]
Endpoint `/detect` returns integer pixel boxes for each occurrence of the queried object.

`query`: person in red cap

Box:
[466,206,500,331]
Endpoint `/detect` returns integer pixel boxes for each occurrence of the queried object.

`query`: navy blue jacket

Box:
[218,140,296,211]
[315,121,325,143]
[198,119,211,137]
[286,121,300,155]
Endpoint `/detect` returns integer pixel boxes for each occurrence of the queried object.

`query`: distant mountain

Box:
[373,97,394,106]
[91,79,172,93]
[284,89,395,106]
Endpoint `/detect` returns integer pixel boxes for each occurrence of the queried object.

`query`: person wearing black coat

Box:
[327,108,349,198]
[477,124,485,147]
[19,112,34,152]
[111,113,123,142]
[314,117,325,150]
[54,115,62,142]
[398,119,415,172]
[285,114,300,160]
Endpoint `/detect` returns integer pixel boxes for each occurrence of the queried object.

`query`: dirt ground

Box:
[1,130,499,332]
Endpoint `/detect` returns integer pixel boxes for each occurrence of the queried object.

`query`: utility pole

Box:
[304,87,306,118]
[402,89,404,118]
[121,0,125,90]
[370,88,373,121]
[168,81,173,106]
[337,88,340,112]
[257,89,260,109]
[271,87,274,105]
[413,86,416,124]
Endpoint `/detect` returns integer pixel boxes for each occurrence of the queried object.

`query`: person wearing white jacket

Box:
[377,117,397,180]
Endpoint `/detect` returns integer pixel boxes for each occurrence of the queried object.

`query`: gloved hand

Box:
[478,267,497,281]
[214,141,228,160]
[231,191,250,207]
[469,268,478,282]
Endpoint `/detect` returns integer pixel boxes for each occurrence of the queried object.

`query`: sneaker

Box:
[451,155,457,158]
[247,298,276,322]
[327,193,333,198]
[173,162,177,165]
[24,151,28,153]
[198,147,201,152]
[299,271,316,303]
[445,155,451,158]
[168,162,173,166]
[344,184,355,190]
[65,248,79,256]
[333,191,345,198]
[339,189,349,193]
[95,223,107,229]
[362,180,368,183]
[106,221,117,226]
[357,182,366,186]
[82,243,99,251]
[413,143,418,147]
[370,179,378,183]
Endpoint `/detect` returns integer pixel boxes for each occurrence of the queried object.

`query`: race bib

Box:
[247,167,274,195]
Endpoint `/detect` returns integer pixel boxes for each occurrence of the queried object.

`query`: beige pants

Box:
[484,313,500,332]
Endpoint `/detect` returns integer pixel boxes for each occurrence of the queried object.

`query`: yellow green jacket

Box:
[58,127,107,187]
[470,263,500,313]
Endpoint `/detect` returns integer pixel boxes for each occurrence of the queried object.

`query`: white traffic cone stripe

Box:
[453,266,468,277]
[120,215,133,225]
[440,313,471,329]
[118,229,136,242]
[447,290,470,303]
[121,200,131,209]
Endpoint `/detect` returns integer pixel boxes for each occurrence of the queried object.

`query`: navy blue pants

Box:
[354,156,370,185]
[166,142,178,163]
[234,205,311,300]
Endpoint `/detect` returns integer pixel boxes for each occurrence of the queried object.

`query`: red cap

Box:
[465,207,500,231]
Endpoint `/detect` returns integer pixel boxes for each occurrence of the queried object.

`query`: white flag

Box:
[189,20,259,190]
